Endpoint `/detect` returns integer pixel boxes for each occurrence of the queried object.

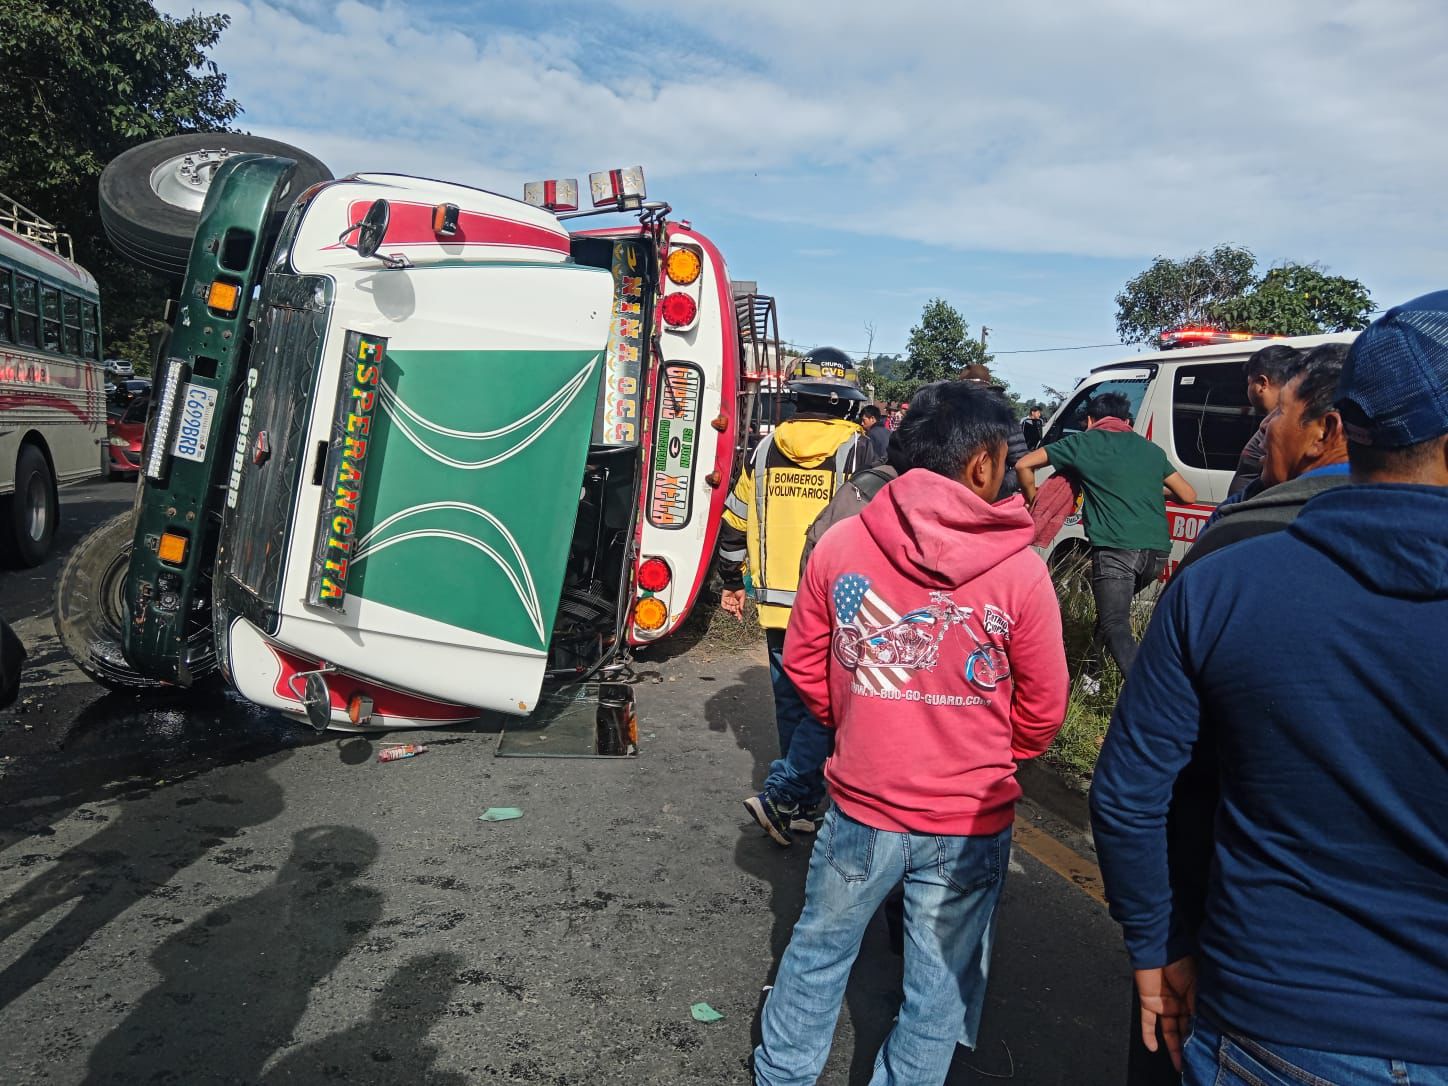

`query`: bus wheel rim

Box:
[23,471,48,542]
[148,148,238,213]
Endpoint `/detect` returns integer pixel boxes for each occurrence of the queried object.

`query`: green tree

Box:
[1115,245,1375,345]
[1114,244,1258,344]
[1212,263,1374,336]
[905,298,992,383]
[0,0,241,362]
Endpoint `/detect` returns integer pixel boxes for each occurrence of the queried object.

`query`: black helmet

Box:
[786,347,867,413]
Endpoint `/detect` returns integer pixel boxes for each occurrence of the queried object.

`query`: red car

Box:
[105,396,148,479]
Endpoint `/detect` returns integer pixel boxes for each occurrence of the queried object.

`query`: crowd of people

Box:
[720,294,1448,1086]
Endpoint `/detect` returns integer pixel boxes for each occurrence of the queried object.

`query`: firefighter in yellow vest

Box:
[718,347,878,839]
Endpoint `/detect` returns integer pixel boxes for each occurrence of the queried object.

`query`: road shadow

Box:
[259,951,467,1084]
[1,686,325,848]
[707,666,904,1086]
[0,750,294,1014]
[81,825,384,1085]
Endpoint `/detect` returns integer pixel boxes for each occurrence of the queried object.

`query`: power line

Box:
[782,340,1126,358]
[992,342,1124,355]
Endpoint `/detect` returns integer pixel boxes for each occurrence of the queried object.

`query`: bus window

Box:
[0,267,11,341]
[40,285,61,352]
[62,293,82,356]
[81,301,100,359]
[14,274,38,347]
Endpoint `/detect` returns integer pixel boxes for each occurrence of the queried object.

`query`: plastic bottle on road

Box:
[377,744,428,763]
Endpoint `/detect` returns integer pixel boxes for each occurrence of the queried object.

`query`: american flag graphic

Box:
[831,573,912,694]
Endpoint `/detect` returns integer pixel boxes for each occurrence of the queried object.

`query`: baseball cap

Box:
[1337,289,1448,447]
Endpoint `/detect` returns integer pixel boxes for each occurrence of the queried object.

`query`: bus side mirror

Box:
[302,671,332,732]
[339,199,390,259]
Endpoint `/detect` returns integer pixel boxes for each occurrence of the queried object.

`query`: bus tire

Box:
[54,511,166,691]
[1,444,58,568]
[99,133,332,278]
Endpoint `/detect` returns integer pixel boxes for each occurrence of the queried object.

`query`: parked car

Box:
[103,358,135,379]
[105,395,148,479]
[1034,331,1357,582]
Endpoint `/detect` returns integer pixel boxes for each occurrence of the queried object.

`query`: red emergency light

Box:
[1158,326,1282,350]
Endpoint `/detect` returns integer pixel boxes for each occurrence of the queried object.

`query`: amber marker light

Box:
[633,597,668,631]
[665,248,702,285]
[157,530,188,566]
[207,279,242,316]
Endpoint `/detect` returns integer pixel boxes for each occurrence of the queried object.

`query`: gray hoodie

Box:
[1178,466,1350,573]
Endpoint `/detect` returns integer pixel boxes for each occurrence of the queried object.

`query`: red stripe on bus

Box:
[328,199,570,255]
[0,391,92,422]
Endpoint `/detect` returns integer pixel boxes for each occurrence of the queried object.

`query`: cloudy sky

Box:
[160,0,1448,395]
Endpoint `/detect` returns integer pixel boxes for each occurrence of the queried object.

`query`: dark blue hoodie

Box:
[1091,484,1448,1062]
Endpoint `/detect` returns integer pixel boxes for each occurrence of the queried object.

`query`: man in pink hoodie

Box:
[753,383,1069,1085]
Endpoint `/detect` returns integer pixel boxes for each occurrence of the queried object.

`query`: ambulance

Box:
[1035,328,1358,581]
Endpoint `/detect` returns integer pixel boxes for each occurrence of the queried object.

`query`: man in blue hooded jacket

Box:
[1090,290,1448,1084]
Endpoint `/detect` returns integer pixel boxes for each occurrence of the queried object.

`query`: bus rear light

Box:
[206,279,241,317]
[633,597,668,631]
[637,557,671,592]
[665,248,702,286]
[522,179,580,213]
[660,292,697,327]
[588,166,646,210]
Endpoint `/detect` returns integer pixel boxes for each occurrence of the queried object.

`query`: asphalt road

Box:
[1,481,1131,1085]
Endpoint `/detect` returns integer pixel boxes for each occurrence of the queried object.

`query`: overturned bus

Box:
[57,136,768,740]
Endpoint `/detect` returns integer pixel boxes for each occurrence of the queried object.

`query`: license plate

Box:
[171,382,217,463]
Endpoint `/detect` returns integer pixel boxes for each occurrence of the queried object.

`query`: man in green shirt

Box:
[1015,392,1196,677]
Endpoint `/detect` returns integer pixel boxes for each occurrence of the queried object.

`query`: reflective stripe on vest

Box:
[755,587,798,607]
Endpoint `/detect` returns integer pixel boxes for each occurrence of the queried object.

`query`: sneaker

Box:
[744,792,795,846]
[1077,673,1102,696]
[789,806,825,834]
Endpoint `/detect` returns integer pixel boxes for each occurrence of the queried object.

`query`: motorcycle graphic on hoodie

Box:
[829,582,1011,692]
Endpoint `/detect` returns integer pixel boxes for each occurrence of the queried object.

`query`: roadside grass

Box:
[690,590,763,654]
[1044,553,1154,787]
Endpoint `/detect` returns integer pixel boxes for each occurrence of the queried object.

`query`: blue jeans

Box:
[1184,1015,1448,1086]
[753,809,1011,1086]
[764,628,831,809]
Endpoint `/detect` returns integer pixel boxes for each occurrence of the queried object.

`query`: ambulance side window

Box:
[1172,363,1257,472]
[1045,377,1150,444]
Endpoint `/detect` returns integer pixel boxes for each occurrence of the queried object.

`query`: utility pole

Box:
[862,321,876,401]
[980,326,990,350]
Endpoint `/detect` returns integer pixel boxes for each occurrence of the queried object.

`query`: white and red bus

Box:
[0,193,105,565]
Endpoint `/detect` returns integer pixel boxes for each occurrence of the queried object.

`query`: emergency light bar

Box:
[589,167,646,211]
[522,178,579,213]
[1159,326,1282,350]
